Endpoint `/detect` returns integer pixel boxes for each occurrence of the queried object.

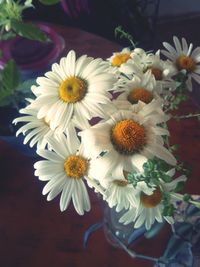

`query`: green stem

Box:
[172,113,200,120]
[0,26,5,40]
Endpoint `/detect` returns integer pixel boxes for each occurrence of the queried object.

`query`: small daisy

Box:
[13,104,57,149]
[34,126,91,215]
[119,171,187,230]
[80,100,176,181]
[106,48,137,75]
[145,51,176,81]
[108,48,132,67]
[161,36,200,91]
[114,71,158,105]
[118,48,151,78]
[101,174,137,212]
[30,50,116,133]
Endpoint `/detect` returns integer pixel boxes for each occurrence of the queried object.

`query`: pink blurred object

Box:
[0,23,65,79]
[61,0,90,18]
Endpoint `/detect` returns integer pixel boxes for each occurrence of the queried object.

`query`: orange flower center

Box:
[176,55,196,72]
[128,87,153,104]
[149,67,163,80]
[140,188,162,208]
[59,76,87,103]
[111,119,146,155]
[111,53,131,67]
[64,155,88,179]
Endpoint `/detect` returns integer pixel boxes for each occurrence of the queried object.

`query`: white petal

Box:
[146,143,177,166]
[60,180,74,211]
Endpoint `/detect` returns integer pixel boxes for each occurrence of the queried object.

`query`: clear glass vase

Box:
[102,197,200,267]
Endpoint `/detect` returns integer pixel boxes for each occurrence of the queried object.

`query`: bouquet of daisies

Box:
[13,36,200,231]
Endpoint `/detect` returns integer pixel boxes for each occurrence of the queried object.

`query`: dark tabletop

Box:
[0,24,200,267]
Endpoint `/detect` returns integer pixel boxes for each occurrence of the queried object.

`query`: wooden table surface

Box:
[0,23,200,267]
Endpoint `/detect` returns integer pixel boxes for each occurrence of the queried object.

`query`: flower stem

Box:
[172,113,200,120]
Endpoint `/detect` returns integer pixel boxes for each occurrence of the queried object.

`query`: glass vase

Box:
[102,197,200,267]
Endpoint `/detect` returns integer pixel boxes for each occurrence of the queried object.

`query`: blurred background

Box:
[24,0,200,50]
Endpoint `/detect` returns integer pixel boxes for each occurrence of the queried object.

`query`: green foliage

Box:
[170,93,189,110]
[10,20,49,42]
[114,25,137,49]
[162,204,174,217]
[174,181,185,192]
[0,60,35,108]
[38,0,61,5]
[0,59,20,106]
[183,194,191,202]
[0,0,48,42]
[127,158,172,188]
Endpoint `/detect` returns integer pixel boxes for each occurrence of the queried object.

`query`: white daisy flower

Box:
[118,48,152,78]
[119,171,187,230]
[145,51,176,81]
[30,50,116,132]
[101,175,137,212]
[114,71,159,105]
[80,100,176,181]
[107,48,134,74]
[13,104,57,149]
[34,126,91,215]
[161,36,200,91]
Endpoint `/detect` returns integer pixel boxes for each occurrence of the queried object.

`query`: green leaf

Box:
[10,20,49,42]
[38,0,60,5]
[162,204,174,216]
[143,160,154,172]
[0,59,20,104]
[2,59,20,91]
[174,181,185,192]
[16,79,36,93]
[183,194,191,202]
[161,174,172,183]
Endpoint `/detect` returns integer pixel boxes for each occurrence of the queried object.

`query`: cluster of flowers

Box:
[13,36,200,230]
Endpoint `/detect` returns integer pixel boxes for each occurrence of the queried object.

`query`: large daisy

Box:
[34,126,91,215]
[29,50,116,133]
[161,36,200,91]
[80,100,176,182]
[119,171,187,230]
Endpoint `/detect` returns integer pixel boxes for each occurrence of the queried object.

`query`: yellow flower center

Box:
[127,87,153,104]
[59,76,87,103]
[111,119,146,155]
[140,188,162,208]
[149,67,163,80]
[176,55,196,72]
[111,53,131,67]
[64,155,88,179]
[113,179,128,187]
